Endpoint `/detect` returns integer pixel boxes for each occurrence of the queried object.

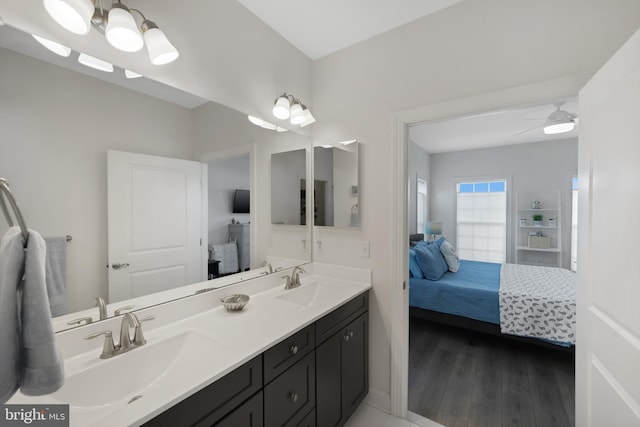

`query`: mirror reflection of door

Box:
[314,180,329,226]
[107,151,205,303]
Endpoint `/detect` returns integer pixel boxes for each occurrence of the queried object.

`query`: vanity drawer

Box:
[144,355,262,427]
[263,324,315,384]
[213,390,263,427]
[316,291,368,345]
[264,351,316,427]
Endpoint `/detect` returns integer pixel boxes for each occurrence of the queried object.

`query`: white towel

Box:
[44,236,68,317]
[0,227,64,403]
[211,242,239,274]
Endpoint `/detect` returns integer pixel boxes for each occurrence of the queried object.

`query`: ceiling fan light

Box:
[273,95,291,120]
[78,52,114,72]
[32,34,72,57]
[105,5,144,52]
[43,0,93,35]
[544,121,575,135]
[290,102,305,125]
[143,24,179,65]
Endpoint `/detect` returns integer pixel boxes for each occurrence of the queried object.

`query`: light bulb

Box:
[272,95,291,120]
[105,6,144,52]
[43,0,93,35]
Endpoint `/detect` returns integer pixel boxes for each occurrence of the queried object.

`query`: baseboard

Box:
[363,387,391,413]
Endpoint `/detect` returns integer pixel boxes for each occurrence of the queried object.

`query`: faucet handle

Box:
[114,305,136,316]
[67,316,93,326]
[85,330,116,359]
[132,316,155,346]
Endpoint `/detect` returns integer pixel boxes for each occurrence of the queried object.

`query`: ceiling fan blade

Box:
[514,125,542,136]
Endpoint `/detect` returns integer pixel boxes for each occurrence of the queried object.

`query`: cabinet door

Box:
[316,331,343,426]
[316,312,369,426]
[214,391,263,427]
[342,313,369,418]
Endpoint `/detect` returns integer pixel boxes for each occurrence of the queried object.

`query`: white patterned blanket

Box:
[499,264,576,344]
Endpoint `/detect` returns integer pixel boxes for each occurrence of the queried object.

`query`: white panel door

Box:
[577,28,640,426]
[108,150,204,303]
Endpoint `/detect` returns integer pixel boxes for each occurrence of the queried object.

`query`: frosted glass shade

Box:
[78,53,114,72]
[289,103,305,125]
[273,96,291,120]
[144,27,179,65]
[105,7,144,52]
[32,34,71,57]
[544,121,575,135]
[300,108,316,127]
[43,0,94,35]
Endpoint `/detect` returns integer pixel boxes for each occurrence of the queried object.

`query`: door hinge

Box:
[200,238,202,246]
[403,281,407,290]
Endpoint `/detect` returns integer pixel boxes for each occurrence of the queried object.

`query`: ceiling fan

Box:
[516,103,578,136]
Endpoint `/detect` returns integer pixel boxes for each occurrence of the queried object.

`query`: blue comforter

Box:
[409,260,501,324]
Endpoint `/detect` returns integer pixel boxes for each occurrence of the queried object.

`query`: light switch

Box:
[360,241,370,258]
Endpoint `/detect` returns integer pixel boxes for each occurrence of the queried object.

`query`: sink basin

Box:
[276,282,319,307]
[23,330,224,425]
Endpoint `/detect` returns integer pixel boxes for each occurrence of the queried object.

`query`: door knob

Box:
[111,262,130,270]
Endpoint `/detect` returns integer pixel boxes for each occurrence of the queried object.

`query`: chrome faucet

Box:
[284,266,306,290]
[262,260,273,274]
[85,312,155,359]
[95,296,107,320]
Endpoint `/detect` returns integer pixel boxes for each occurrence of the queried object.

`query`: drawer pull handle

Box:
[289,392,299,403]
[290,345,299,355]
[349,331,354,338]
[344,334,350,342]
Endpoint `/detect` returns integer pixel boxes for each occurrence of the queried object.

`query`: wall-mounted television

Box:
[232,189,250,213]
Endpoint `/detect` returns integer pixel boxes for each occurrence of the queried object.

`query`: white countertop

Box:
[9,263,371,427]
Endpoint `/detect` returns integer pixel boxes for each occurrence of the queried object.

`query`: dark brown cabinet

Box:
[316,313,369,427]
[144,290,368,427]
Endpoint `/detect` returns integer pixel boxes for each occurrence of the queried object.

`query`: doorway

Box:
[389,76,589,419]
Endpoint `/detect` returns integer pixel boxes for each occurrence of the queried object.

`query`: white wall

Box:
[0,48,192,313]
[430,139,578,269]
[408,142,430,235]
[310,0,640,406]
[207,155,250,245]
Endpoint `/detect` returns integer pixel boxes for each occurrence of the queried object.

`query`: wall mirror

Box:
[271,149,308,226]
[0,24,311,332]
[313,142,360,228]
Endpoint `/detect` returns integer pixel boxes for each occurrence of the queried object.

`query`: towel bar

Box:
[0,178,29,246]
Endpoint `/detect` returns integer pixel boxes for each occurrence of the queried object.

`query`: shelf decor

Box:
[532,214,543,226]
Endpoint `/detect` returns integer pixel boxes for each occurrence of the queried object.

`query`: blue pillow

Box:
[414,242,449,280]
[408,249,424,279]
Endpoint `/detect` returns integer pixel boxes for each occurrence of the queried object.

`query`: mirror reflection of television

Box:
[233,189,250,213]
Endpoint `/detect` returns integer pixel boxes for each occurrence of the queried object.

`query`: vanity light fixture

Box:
[272,93,316,127]
[32,34,72,57]
[78,52,114,72]
[247,116,288,132]
[42,0,179,65]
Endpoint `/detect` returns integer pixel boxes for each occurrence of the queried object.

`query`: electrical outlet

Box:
[360,241,370,258]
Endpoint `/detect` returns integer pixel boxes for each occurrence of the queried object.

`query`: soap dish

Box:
[220,294,250,311]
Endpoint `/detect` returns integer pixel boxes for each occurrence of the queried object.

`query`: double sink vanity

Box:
[9,263,371,427]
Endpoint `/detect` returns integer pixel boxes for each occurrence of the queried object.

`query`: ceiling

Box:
[409,98,579,154]
[238,0,463,60]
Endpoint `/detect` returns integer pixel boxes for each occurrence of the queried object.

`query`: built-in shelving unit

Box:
[514,191,562,267]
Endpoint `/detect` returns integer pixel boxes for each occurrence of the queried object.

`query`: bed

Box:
[409,240,576,351]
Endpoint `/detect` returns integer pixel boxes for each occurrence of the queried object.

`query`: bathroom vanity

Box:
[144,291,368,426]
[8,263,371,427]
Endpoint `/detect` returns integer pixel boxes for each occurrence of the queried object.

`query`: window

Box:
[571,176,578,272]
[417,177,427,234]
[456,179,507,263]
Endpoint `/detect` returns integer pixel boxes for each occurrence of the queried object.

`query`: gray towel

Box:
[0,227,24,403]
[20,229,65,396]
[0,227,65,402]
[44,236,68,317]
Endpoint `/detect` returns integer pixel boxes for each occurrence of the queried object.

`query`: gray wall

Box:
[430,138,578,268]
[408,141,430,235]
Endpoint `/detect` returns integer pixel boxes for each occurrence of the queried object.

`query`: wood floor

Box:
[408,317,575,427]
